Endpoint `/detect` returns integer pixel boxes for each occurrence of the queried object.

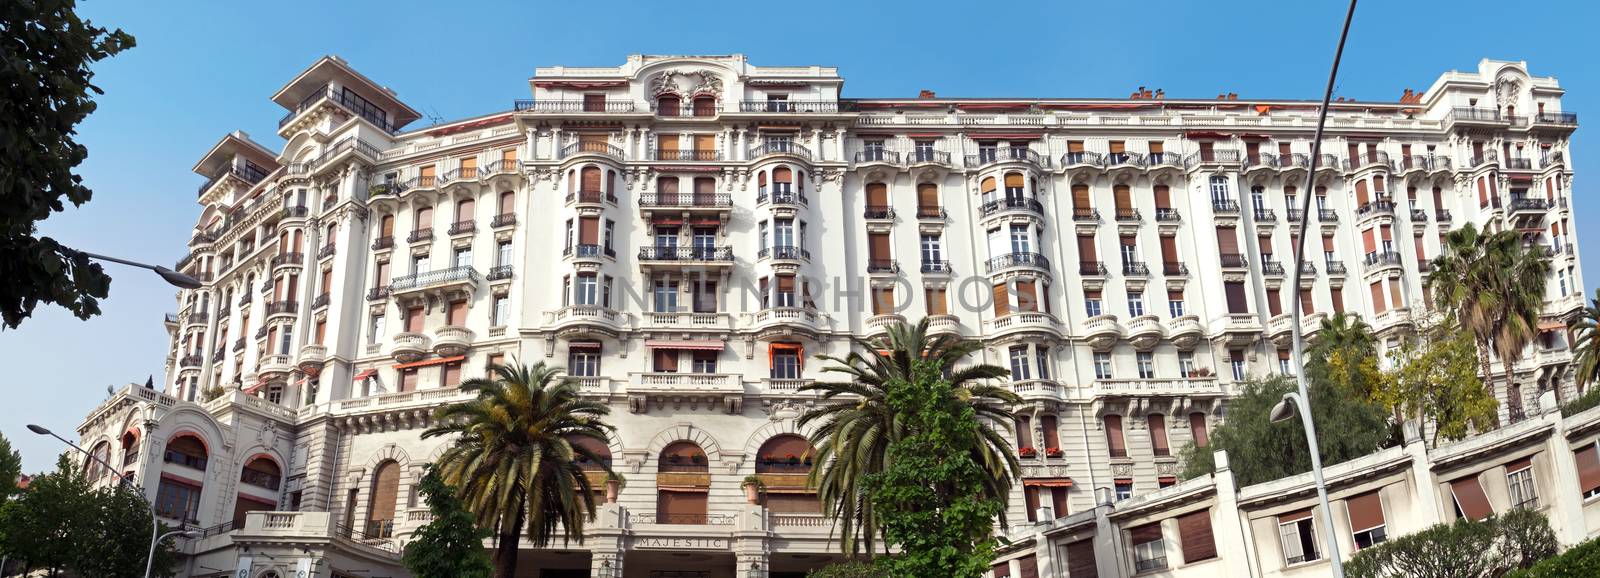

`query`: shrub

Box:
[1345,508,1557,578]
[805,560,878,578]
[1561,387,1600,417]
[1507,536,1600,578]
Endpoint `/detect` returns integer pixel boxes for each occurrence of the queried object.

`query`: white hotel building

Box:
[69,55,1586,577]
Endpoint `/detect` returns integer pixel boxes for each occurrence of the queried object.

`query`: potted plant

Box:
[741,475,765,504]
[605,473,625,504]
[1187,367,1214,378]
[368,182,391,197]
[785,453,800,466]
[1018,446,1037,458]
[1046,448,1064,459]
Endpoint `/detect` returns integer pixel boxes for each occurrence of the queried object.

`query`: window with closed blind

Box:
[1131,523,1167,572]
[1105,415,1127,458]
[1346,490,1387,549]
[1450,475,1494,521]
[1178,510,1217,563]
[1577,443,1600,499]
[1149,414,1170,456]
[1064,540,1097,578]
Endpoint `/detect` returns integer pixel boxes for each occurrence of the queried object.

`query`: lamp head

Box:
[154,266,203,290]
[27,424,51,436]
[1269,394,1299,424]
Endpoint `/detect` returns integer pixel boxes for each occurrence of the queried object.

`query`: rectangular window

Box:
[1085,290,1103,317]
[1094,352,1113,380]
[1009,346,1031,381]
[568,349,600,377]
[1576,443,1600,499]
[771,346,802,379]
[1347,491,1388,550]
[1225,281,1248,314]
[441,361,462,387]
[1105,414,1126,458]
[1168,289,1185,317]
[492,295,509,326]
[1128,291,1145,317]
[369,314,385,341]
[920,234,942,265]
[1278,510,1321,565]
[1010,224,1032,254]
[1116,479,1134,501]
[925,287,948,316]
[1506,458,1538,510]
[1231,352,1246,381]
[1178,351,1196,376]
[576,274,598,306]
[692,351,718,374]
[1137,352,1155,379]
[1035,348,1051,380]
[653,279,678,312]
[399,367,418,392]
[1178,511,1217,563]
[155,480,203,522]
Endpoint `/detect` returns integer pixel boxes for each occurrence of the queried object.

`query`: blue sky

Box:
[1,0,1592,473]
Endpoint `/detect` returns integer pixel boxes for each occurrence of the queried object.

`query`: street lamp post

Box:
[27,424,188,578]
[66,249,202,289]
[1282,1,1359,576]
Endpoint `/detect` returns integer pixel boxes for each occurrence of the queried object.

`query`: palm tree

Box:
[1570,290,1600,394]
[1312,312,1377,357]
[798,318,1021,556]
[1428,223,1552,409]
[422,362,616,578]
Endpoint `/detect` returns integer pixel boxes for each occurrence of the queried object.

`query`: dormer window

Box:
[765,94,790,112]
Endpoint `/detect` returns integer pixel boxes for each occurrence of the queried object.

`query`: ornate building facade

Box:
[72,55,1580,577]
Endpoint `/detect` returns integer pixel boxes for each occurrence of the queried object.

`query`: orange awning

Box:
[569,341,602,351]
[768,342,804,367]
[1023,478,1074,488]
[352,369,378,381]
[394,355,465,370]
[1540,320,1568,332]
[646,340,726,351]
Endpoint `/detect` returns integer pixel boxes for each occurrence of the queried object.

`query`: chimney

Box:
[918,89,936,99]
[1228,92,1238,100]
[1154,89,1164,99]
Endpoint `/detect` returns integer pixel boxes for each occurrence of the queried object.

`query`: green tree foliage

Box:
[862,360,1006,578]
[1568,289,1600,393]
[1429,223,1552,404]
[1508,536,1600,578]
[402,467,493,578]
[1178,375,1392,485]
[422,362,616,578]
[1375,317,1498,445]
[799,318,1019,556]
[0,0,133,329]
[0,433,22,499]
[1346,507,1556,578]
[1560,387,1600,418]
[0,454,177,577]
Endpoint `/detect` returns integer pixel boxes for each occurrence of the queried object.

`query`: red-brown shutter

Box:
[1216,227,1239,254]
[1160,236,1178,264]
[1129,522,1163,544]
[993,284,1011,317]
[1362,229,1376,253]
[868,233,890,261]
[1267,288,1283,316]
[1017,555,1038,578]
[866,183,888,207]
[1078,235,1098,263]
[917,183,939,209]
[1114,185,1132,211]
[1051,489,1068,519]
[1178,510,1217,563]
[579,217,599,244]
[1153,185,1171,209]
[1024,486,1040,522]
[1575,444,1600,496]
[1066,540,1097,578]
[1189,413,1209,447]
[1015,415,1033,449]
[992,563,1012,578]
[1355,180,1370,205]
[1331,287,1345,314]
[657,490,709,522]
[581,167,602,192]
[1451,476,1494,521]
[1106,415,1126,457]
[1016,280,1039,313]
[1041,415,1059,451]
[1225,282,1248,314]
[1072,184,1091,209]
[1370,281,1386,313]
[1346,491,1385,532]
[1149,414,1170,456]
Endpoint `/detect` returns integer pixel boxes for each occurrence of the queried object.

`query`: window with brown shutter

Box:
[1355,180,1369,206]
[447,300,467,326]
[1041,415,1059,451]
[657,490,709,522]
[1451,476,1494,521]
[1299,290,1315,315]
[1160,236,1178,264]
[582,94,605,111]
[1346,491,1385,535]
[1380,225,1393,242]
[872,287,895,315]
[1114,185,1132,211]
[657,134,679,154]
[579,217,599,244]
[1575,444,1600,497]
[1267,288,1282,316]
[981,177,996,194]
[1016,280,1039,312]
[866,183,888,207]
[1017,555,1039,578]
[1389,279,1402,310]
[1068,141,1084,153]
[1078,235,1098,263]
[367,461,400,529]
[578,132,606,146]
[1015,415,1033,449]
[1179,510,1217,563]
[693,134,715,154]
[1478,177,1488,207]
[1190,409,1209,445]
[868,233,890,261]
[993,284,1010,317]
[1024,486,1040,522]
[1149,414,1170,456]
[653,348,678,373]
[1051,488,1069,519]
[501,148,517,165]
[1323,235,1335,253]
[1072,184,1091,209]
[925,288,948,315]
[1005,172,1026,190]
[1110,141,1126,154]
[992,562,1012,578]
[1216,227,1239,255]
[404,306,423,332]
[1225,282,1248,314]
[917,183,939,210]
[1106,415,1127,458]
[1154,184,1171,209]
[1130,522,1163,545]
[1370,282,1386,313]
[1066,540,1097,578]
[1362,229,1376,254]
[1331,288,1345,314]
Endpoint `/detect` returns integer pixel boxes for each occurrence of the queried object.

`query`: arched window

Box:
[656,441,709,524]
[755,435,820,514]
[659,441,708,473]
[121,431,140,466]
[570,435,612,471]
[657,94,681,116]
[497,191,515,217]
[241,457,282,490]
[981,176,997,203]
[367,460,400,538]
[1004,172,1026,201]
[165,434,208,471]
[86,441,111,481]
[580,166,602,193]
[755,435,812,474]
[773,167,793,194]
[454,197,474,223]
[379,214,394,238]
[413,206,433,233]
[692,95,717,117]
[233,457,282,527]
